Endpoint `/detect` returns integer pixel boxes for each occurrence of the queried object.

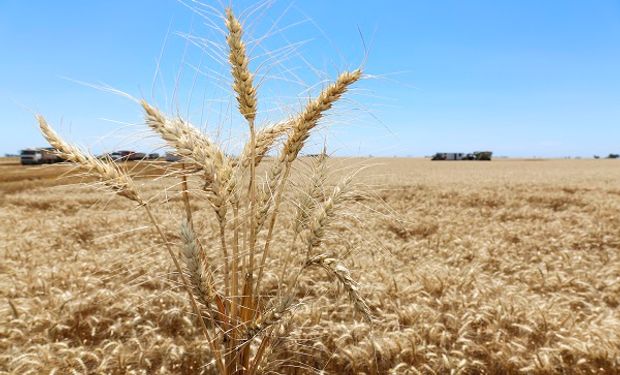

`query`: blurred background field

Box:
[1,158,619,374]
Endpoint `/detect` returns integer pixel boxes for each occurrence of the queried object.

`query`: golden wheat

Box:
[25,6,366,375]
[2,159,620,374]
[3,2,619,374]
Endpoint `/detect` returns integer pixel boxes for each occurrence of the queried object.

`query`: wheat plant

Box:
[36,7,366,374]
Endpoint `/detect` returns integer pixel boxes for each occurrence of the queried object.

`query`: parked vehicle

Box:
[431,152,465,161]
[109,151,146,161]
[20,148,64,165]
[473,151,493,161]
[431,151,492,161]
[165,152,182,162]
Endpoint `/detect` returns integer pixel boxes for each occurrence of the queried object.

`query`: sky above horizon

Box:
[1,0,619,157]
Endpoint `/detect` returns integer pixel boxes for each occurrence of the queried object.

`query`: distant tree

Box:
[594,155,600,159]
[608,154,619,159]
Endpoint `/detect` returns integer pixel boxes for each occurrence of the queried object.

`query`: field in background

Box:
[0,157,19,165]
[1,158,619,374]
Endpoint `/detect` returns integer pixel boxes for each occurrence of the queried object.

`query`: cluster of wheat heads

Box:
[36,8,367,374]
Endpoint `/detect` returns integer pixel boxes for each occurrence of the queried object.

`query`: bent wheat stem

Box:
[38,115,226,374]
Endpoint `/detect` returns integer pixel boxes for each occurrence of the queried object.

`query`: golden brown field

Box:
[1,158,619,374]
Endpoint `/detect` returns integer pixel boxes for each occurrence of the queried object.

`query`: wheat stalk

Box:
[37,115,226,374]
[225,8,262,371]
[253,70,362,300]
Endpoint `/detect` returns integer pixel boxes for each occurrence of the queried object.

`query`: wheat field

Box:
[1,158,619,374]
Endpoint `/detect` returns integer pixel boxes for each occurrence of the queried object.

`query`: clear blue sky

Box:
[1,1,619,157]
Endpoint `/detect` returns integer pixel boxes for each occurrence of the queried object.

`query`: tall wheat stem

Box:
[245,118,258,307]
[180,163,194,229]
[253,165,292,301]
[226,7,259,373]
[240,118,258,372]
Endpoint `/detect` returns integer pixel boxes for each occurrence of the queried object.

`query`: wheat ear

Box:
[282,169,355,302]
[282,69,362,163]
[180,222,216,310]
[254,69,361,299]
[140,101,233,198]
[277,151,329,289]
[306,255,372,322]
[226,8,257,123]
[37,116,226,373]
[302,171,354,257]
[240,120,292,168]
[293,150,329,237]
[141,101,234,299]
[38,116,142,203]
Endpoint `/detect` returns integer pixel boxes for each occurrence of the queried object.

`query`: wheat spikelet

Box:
[37,115,142,203]
[302,171,354,255]
[281,69,362,164]
[180,222,216,310]
[242,297,295,341]
[240,120,291,168]
[254,70,361,236]
[141,100,234,219]
[306,255,371,322]
[293,151,329,237]
[226,8,257,123]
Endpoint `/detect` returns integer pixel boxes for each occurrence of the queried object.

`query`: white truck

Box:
[20,148,64,165]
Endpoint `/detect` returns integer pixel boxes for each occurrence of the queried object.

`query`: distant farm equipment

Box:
[107,151,147,161]
[165,152,182,162]
[20,148,64,165]
[431,151,492,161]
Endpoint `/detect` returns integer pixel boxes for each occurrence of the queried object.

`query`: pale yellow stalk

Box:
[254,69,362,300]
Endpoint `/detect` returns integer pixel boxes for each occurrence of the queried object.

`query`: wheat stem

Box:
[253,70,361,303]
[180,163,194,229]
[37,115,226,373]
